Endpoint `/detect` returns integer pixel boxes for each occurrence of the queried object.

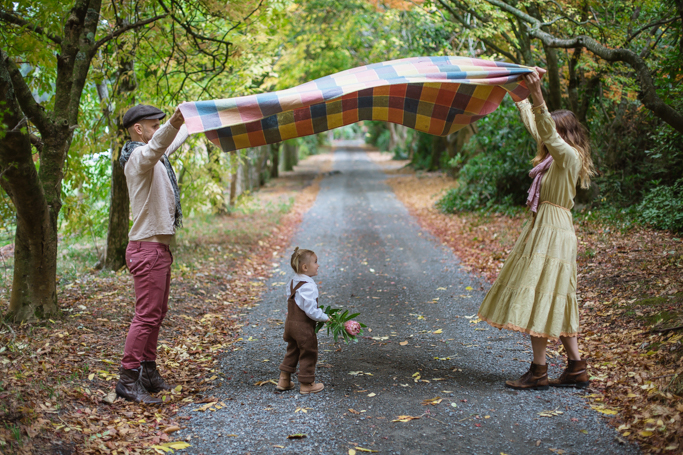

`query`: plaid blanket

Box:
[179,56,539,152]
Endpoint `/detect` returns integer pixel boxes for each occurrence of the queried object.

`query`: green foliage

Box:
[638,179,683,233]
[315,306,366,344]
[273,0,455,89]
[589,99,683,208]
[437,98,534,214]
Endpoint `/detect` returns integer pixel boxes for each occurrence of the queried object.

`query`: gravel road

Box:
[176,146,639,455]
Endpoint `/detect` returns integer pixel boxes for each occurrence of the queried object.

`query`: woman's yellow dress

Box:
[477,100,581,339]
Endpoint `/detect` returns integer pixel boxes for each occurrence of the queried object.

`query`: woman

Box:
[477,71,596,390]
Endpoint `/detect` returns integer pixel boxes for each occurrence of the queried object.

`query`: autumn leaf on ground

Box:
[590,405,618,415]
[392,415,423,422]
[195,402,218,412]
[287,434,307,439]
[254,379,277,386]
[151,441,192,453]
[422,396,443,405]
[354,447,379,453]
[538,409,564,417]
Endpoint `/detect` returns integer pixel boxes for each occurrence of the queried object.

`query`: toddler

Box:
[277,247,329,394]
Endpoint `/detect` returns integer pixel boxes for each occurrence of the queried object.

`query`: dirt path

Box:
[177,146,639,455]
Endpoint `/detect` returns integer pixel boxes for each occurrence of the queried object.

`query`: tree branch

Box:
[94,13,168,50]
[0,49,52,136]
[626,16,679,45]
[0,10,62,44]
[484,0,683,135]
[438,0,519,62]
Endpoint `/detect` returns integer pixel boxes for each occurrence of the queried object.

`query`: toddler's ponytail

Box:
[290,247,315,273]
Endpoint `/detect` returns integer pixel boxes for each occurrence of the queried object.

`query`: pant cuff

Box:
[279,364,296,373]
[298,374,315,383]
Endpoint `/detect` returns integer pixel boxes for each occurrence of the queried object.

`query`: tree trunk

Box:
[229,151,238,207]
[103,147,130,270]
[99,45,136,271]
[270,143,279,178]
[0,56,58,320]
[429,135,447,171]
[542,45,562,111]
[283,141,297,171]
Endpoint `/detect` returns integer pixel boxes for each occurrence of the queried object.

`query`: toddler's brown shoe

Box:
[276,372,295,391]
[300,382,324,394]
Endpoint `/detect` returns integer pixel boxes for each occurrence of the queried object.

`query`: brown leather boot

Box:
[140,361,172,393]
[505,363,549,390]
[299,382,324,394]
[276,371,295,391]
[549,359,589,388]
[116,368,162,404]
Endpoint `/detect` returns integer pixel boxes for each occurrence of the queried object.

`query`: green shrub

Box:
[437,98,534,214]
[638,179,683,233]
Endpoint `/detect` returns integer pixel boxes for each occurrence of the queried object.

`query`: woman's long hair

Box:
[532,110,596,189]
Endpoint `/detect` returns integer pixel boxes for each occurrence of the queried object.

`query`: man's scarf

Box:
[526,153,554,213]
[119,141,183,228]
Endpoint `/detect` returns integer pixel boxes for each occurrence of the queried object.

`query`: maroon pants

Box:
[121,241,173,370]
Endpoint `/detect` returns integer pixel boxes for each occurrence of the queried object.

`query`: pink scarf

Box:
[526,154,554,213]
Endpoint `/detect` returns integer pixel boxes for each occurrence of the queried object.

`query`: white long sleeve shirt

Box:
[286,274,329,322]
[124,122,189,240]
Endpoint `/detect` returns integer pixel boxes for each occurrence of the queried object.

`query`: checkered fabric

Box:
[179,56,540,152]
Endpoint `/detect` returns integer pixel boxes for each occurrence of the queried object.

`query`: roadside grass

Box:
[383,166,683,454]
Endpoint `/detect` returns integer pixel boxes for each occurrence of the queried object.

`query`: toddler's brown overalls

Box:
[279,281,319,383]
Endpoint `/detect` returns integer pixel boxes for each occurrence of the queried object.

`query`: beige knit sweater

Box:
[124,122,189,241]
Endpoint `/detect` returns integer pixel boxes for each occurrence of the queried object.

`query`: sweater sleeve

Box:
[165,124,189,157]
[532,103,579,168]
[297,283,329,322]
[127,121,180,174]
[515,99,541,143]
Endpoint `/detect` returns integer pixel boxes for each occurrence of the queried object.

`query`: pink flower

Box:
[344,320,361,336]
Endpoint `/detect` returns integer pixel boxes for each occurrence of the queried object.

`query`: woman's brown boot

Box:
[505,362,549,390]
[549,359,589,388]
[276,371,295,391]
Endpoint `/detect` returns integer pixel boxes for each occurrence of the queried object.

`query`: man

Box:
[115,104,188,404]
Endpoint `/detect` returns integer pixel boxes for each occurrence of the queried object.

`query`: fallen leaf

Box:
[399,341,408,346]
[422,396,443,405]
[287,434,307,439]
[433,329,443,334]
[392,415,423,422]
[354,448,379,453]
[163,426,180,434]
[195,401,218,412]
[101,391,117,404]
[367,393,376,397]
[590,405,618,415]
[538,409,564,417]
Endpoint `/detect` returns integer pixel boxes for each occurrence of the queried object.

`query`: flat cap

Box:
[122,104,166,128]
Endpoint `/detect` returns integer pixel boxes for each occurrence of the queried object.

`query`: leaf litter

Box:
[0,169,326,453]
[386,170,683,453]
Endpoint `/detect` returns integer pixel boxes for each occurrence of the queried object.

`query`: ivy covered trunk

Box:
[0,55,61,319]
[103,144,130,271]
